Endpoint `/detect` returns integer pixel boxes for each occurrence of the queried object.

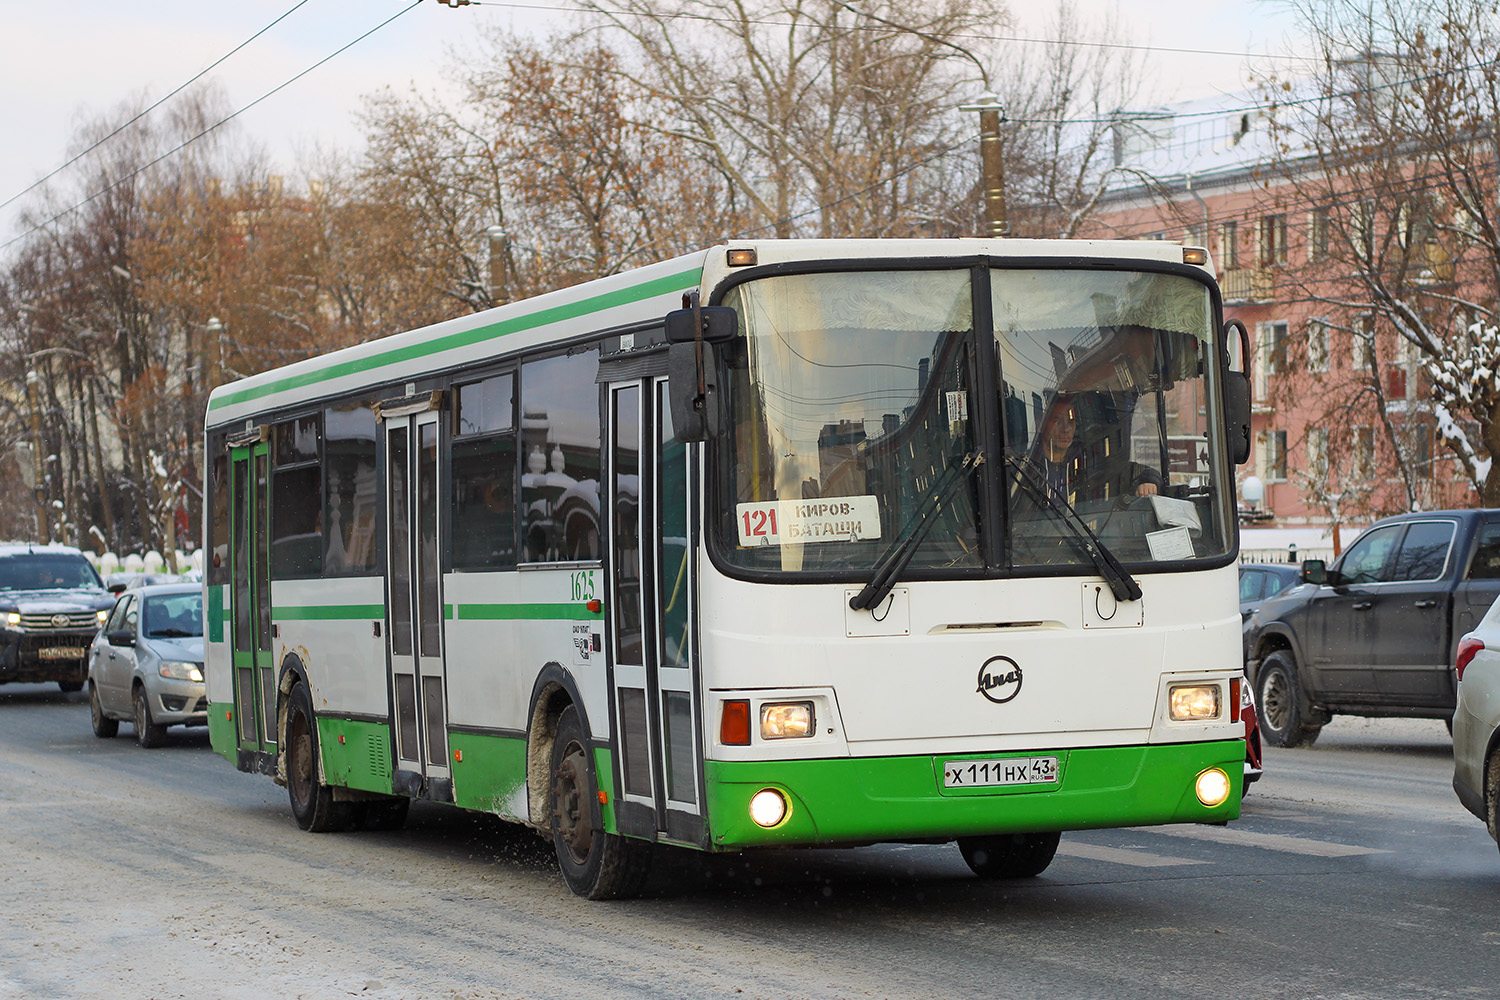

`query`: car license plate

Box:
[38,647,85,660]
[942,756,1059,788]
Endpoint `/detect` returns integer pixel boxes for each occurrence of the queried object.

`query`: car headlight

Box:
[1168,683,1221,721]
[159,660,204,683]
[97,609,109,626]
[760,701,815,739]
[6,612,20,627]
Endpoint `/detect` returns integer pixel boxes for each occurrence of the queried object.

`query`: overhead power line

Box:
[2,1,423,255]
[0,0,315,215]
[458,0,1322,66]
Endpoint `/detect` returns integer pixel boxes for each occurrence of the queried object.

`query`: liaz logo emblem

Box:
[977,655,1022,704]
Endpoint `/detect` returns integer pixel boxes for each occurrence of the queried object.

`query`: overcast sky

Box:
[0,0,1308,247]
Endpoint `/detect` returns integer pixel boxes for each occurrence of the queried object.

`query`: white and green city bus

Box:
[203,239,1254,898]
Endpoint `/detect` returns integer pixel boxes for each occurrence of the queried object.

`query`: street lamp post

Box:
[959,93,1010,239]
[485,226,509,307]
[205,317,223,390]
[25,370,50,542]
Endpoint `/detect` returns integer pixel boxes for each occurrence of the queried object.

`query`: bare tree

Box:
[1261,0,1500,505]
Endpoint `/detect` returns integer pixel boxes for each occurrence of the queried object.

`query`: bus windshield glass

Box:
[717,266,1231,576]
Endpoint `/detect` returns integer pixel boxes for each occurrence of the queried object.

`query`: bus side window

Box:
[271,414,323,578]
[520,350,602,563]
[453,373,518,570]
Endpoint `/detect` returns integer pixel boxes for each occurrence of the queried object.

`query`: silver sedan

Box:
[87,583,205,748]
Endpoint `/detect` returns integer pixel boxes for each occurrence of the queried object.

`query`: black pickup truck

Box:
[0,544,116,692]
[1243,509,1500,747]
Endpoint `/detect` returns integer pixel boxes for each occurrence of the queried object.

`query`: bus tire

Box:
[285,682,355,832]
[549,706,651,899]
[1256,651,1319,748]
[957,831,1061,878]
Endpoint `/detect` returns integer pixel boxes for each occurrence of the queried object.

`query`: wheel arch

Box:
[1249,625,1300,684]
[525,662,595,829]
[275,651,313,786]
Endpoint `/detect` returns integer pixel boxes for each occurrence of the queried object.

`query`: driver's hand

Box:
[1135,482,1159,496]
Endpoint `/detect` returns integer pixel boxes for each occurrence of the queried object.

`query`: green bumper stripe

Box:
[703,740,1245,849]
[455,603,600,621]
[275,604,386,621]
[209,266,702,411]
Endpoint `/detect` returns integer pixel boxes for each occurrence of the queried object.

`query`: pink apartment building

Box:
[1069,88,1481,532]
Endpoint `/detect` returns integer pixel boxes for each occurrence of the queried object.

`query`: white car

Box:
[1453,597,1500,852]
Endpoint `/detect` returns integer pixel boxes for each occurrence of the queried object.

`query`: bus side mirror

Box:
[1222,319,1252,466]
[667,342,721,442]
[1223,370,1251,465]
[665,302,735,443]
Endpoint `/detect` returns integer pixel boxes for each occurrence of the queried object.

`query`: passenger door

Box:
[96,594,136,713]
[228,436,276,755]
[383,409,450,789]
[1302,523,1402,699]
[1375,519,1458,705]
[605,377,705,846]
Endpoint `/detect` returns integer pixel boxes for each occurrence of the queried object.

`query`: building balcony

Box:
[1220,268,1275,304]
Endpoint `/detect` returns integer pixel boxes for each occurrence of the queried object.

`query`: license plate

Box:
[942,756,1059,788]
[37,647,85,661]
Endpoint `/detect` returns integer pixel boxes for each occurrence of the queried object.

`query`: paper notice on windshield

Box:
[736,497,883,546]
[1146,525,1195,561]
[1149,494,1202,533]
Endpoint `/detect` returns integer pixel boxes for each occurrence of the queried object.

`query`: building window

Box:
[1352,426,1375,481]
[1219,220,1238,269]
[1261,429,1288,483]
[1352,315,1376,370]
[1260,214,1288,266]
[1307,319,1329,373]
[1307,427,1329,479]
[1307,207,1330,261]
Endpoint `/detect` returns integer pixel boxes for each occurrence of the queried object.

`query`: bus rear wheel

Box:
[957,831,1061,878]
[286,682,355,832]
[549,706,651,899]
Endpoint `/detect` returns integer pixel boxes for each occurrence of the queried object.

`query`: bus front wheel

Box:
[549,706,651,899]
[957,831,1061,878]
[286,682,355,832]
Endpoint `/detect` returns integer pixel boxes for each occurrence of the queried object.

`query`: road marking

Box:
[1058,842,1207,867]
[1136,825,1390,857]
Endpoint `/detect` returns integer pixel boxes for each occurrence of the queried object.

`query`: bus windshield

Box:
[717,266,1231,577]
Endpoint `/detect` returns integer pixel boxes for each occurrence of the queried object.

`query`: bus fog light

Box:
[760,701,814,739]
[749,788,788,827]
[1169,684,1221,721]
[1195,767,1231,808]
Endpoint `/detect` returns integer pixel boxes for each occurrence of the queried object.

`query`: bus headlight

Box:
[1168,684,1221,721]
[749,788,789,827]
[1195,767,1231,808]
[760,702,814,739]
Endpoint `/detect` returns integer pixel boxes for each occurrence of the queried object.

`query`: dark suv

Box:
[0,544,116,692]
[1243,509,1500,747]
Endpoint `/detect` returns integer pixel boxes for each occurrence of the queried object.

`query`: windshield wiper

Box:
[848,451,981,612]
[1005,455,1142,603]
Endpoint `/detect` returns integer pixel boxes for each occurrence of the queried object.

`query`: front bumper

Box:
[703,739,1245,849]
[144,676,209,726]
[0,629,96,684]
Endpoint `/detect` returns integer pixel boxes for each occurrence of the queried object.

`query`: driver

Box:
[1033,394,1161,504]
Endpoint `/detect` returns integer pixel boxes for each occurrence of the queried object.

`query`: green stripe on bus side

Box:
[455,603,600,621]
[275,604,387,621]
[208,266,703,412]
